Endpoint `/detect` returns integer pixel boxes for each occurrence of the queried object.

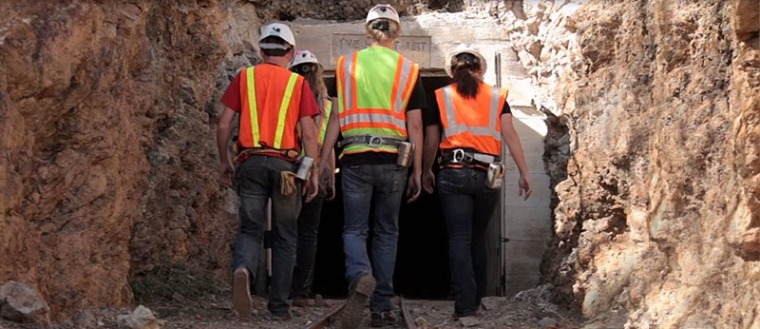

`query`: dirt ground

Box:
[1,290,579,329]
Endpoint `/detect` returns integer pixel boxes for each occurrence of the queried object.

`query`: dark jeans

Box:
[291,191,325,299]
[233,155,301,315]
[342,164,407,313]
[437,167,499,316]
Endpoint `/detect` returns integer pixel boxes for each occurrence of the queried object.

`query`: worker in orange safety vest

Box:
[216,22,320,321]
[421,43,532,321]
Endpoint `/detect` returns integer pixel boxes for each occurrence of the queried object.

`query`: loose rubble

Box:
[116,306,160,329]
[0,281,51,327]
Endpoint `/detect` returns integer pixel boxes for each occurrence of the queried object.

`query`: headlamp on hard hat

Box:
[445,44,487,77]
[455,53,478,65]
[290,49,320,70]
[292,63,317,75]
[371,20,391,32]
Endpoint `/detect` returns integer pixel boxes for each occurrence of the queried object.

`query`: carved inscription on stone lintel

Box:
[331,33,432,67]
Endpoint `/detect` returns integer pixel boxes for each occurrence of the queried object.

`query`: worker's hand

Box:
[422,169,435,194]
[518,174,532,200]
[318,161,331,182]
[221,162,235,188]
[406,170,422,203]
[303,170,319,202]
[318,163,336,200]
[324,181,336,201]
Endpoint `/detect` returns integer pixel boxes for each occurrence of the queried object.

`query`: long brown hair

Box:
[450,53,482,99]
[293,63,328,112]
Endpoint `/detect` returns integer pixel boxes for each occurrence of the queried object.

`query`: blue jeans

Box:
[291,191,325,298]
[342,164,407,313]
[233,155,301,315]
[437,168,499,316]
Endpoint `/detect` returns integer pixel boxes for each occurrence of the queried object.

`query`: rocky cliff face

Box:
[2,0,759,326]
[0,0,473,321]
[243,0,467,21]
[0,0,235,320]
[546,0,760,327]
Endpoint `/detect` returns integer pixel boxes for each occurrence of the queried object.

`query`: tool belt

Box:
[338,135,414,167]
[236,147,300,163]
[236,148,303,196]
[337,135,405,149]
[438,149,499,167]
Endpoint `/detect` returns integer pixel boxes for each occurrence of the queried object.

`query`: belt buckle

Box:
[367,136,383,148]
[452,149,465,163]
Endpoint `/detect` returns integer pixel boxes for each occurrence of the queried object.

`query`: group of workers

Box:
[215,3,532,328]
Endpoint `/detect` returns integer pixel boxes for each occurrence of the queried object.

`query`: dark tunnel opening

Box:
[312,74,453,299]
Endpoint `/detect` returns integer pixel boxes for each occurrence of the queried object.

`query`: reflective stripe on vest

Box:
[337,47,419,154]
[298,97,332,159]
[437,84,506,155]
[318,98,332,144]
[241,66,302,150]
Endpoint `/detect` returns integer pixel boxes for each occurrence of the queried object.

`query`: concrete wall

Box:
[292,13,521,79]
[291,13,552,296]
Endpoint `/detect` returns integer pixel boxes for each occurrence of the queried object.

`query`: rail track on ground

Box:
[304,297,418,329]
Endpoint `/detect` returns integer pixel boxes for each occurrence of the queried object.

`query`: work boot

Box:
[232,267,252,321]
[270,309,294,321]
[340,273,376,329]
[292,297,309,307]
[370,311,399,327]
[452,311,477,320]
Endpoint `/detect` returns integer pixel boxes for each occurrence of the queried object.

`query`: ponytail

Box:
[450,60,481,99]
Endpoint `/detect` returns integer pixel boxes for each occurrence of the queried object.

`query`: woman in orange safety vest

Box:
[422,44,532,320]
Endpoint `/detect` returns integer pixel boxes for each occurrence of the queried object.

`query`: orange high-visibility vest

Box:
[435,82,507,156]
[239,64,305,153]
[336,47,420,155]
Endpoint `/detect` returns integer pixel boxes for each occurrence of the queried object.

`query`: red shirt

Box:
[221,65,319,161]
[221,66,319,118]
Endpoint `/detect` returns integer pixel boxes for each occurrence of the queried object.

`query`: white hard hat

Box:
[445,44,487,78]
[290,49,320,68]
[366,4,400,24]
[259,22,296,49]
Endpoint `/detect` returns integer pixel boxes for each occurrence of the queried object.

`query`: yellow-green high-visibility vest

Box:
[318,98,332,145]
[336,46,420,155]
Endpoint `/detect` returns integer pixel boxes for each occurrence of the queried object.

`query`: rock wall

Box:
[3,0,759,326]
[243,0,468,21]
[547,0,760,327]
[0,0,235,320]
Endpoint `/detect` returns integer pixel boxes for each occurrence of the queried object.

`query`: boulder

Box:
[116,305,160,329]
[0,281,51,326]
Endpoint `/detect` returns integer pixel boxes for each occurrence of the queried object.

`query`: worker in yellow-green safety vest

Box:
[318,4,433,329]
[288,49,338,307]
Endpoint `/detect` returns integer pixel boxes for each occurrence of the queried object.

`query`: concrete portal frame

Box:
[291,14,551,297]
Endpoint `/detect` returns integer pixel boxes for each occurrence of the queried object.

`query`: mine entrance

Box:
[312,73,453,299]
